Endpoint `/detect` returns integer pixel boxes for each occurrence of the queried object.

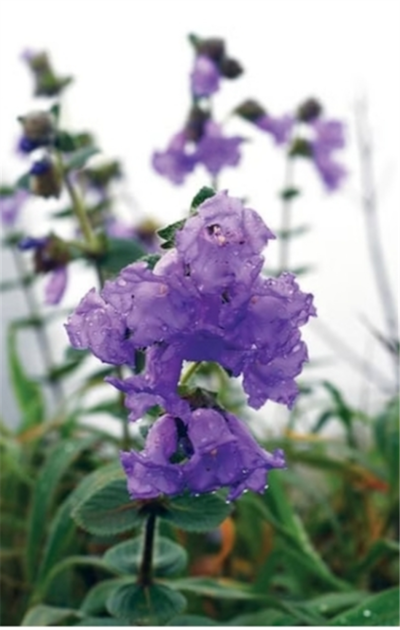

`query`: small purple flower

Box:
[120,408,286,500]
[311,119,347,191]
[0,189,28,227]
[190,55,220,98]
[45,266,68,305]
[256,114,294,145]
[195,121,244,176]
[19,235,69,305]
[152,132,196,185]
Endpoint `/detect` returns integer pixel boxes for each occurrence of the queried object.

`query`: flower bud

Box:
[235,99,266,122]
[195,37,226,63]
[30,158,62,198]
[297,98,323,123]
[185,106,209,142]
[18,110,55,143]
[219,57,243,79]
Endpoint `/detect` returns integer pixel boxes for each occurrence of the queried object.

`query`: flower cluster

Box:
[19,235,69,305]
[153,118,244,185]
[66,191,316,500]
[189,35,243,98]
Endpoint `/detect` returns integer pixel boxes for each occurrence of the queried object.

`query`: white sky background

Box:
[0,0,399,429]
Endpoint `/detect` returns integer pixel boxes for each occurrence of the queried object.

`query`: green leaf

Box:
[36,462,123,585]
[191,186,216,210]
[26,436,97,582]
[160,493,232,532]
[72,478,144,536]
[167,615,218,626]
[140,253,162,270]
[65,146,99,171]
[157,219,186,249]
[106,582,187,624]
[75,617,129,626]
[306,591,369,618]
[329,587,399,626]
[21,605,80,626]
[280,186,301,200]
[55,130,77,152]
[252,473,350,591]
[104,536,188,577]
[353,539,400,577]
[80,578,131,615]
[169,577,262,600]
[100,237,146,274]
[374,397,399,492]
[8,324,45,430]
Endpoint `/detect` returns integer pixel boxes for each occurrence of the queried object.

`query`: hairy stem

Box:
[180,361,202,386]
[138,512,157,586]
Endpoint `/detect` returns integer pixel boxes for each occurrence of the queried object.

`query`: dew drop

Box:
[225,499,231,504]
[363,610,372,618]
[194,493,200,497]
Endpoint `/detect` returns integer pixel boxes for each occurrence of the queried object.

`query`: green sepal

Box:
[157,219,186,249]
[190,186,216,210]
[100,237,146,274]
[106,582,187,625]
[103,536,188,577]
[289,137,313,158]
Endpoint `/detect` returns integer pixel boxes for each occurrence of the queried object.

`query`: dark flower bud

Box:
[19,234,70,273]
[219,57,243,79]
[235,99,267,122]
[18,110,55,143]
[29,158,62,198]
[185,106,210,142]
[196,37,226,63]
[289,137,313,158]
[22,50,73,97]
[297,98,323,123]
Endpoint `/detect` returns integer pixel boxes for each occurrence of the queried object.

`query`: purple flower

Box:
[190,55,220,98]
[313,150,347,191]
[152,132,196,185]
[120,408,286,500]
[256,114,294,145]
[19,235,69,305]
[313,119,345,151]
[311,119,347,191]
[0,189,28,227]
[195,121,244,176]
[120,415,185,499]
[65,288,135,364]
[45,266,68,305]
[175,190,274,294]
[66,191,315,414]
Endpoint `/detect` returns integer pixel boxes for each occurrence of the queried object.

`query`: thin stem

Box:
[180,361,202,386]
[63,172,97,249]
[278,155,295,273]
[354,98,399,389]
[138,512,157,586]
[10,244,64,405]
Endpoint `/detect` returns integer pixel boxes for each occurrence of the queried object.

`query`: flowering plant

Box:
[0,32,398,628]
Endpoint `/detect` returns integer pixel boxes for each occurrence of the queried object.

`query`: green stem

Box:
[138,512,157,586]
[63,172,97,249]
[278,155,295,273]
[10,244,64,406]
[180,361,202,386]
